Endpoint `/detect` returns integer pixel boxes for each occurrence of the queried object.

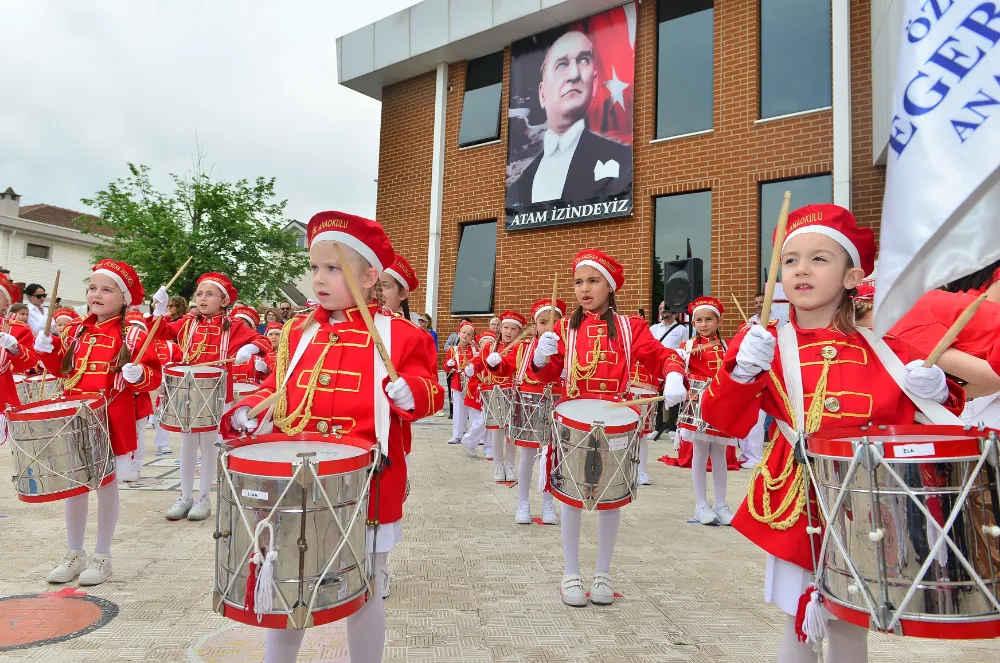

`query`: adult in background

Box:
[488,317,500,334]
[277,300,292,321]
[24,283,50,335]
[259,308,281,334]
[167,296,188,322]
[419,313,438,347]
[648,301,689,439]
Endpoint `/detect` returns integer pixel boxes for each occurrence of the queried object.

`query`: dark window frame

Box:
[758,0,833,119]
[758,173,833,285]
[654,0,715,140]
[25,242,52,260]
[450,220,498,316]
[458,51,504,148]
[652,188,713,313]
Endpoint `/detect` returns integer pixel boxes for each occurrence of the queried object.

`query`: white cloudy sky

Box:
[0,0,421,222]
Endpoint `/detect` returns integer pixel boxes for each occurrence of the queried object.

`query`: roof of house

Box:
[17,204,115,237]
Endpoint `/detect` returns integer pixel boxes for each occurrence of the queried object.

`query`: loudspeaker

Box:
[662,259,703,313]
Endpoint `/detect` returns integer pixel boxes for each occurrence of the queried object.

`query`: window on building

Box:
[653,190,712,311]
[295,229,307,249]
[451,221,497,314]
[25,242,51,260]
[759,174,832,285]
[760,0,832,119]
[458,51,504,147]
[656,0,714,139]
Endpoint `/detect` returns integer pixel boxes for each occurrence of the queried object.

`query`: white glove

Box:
[152,285,169,317]
[486,352,502,368]
[464,364,475,377]
[231,406,258,432]
[0,332,19,353]
[445,359,456,369]
[533,331,559,367]
[0,414,6,446]
[121,363,144,384]
[254,357,268,373]
[33,332,54,354]
[386,377,415,410]
[234,343,260,365]
[904,360,949,404]
[674,347,689,362]
[662,372,687,407]
[732,326,775,383]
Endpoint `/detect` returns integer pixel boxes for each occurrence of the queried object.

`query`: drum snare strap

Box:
[373,313,392,456]
[776,323,805,445]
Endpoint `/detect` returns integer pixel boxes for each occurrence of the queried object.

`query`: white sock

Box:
[595,508,621,574]
[710,442,728,505]
[179,432,199,500]
[65,493,88,552]
[345,552,387,663]
[505,441,516,466]
[542,491,553,506]
[492,429,505,470]
[134,421,145,463]
[638,438,649,474]
[198,431,219,499]
[451,390,466,439]
[154,423,170,449]
[691,440,710,506]
[94,458,124,555]
[778,615,818,663]
[827,618,869,662]
[518,449,535,502]
[264,628,306,663]
[561,505,582,576]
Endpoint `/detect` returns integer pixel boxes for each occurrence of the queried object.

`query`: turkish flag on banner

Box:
[570,2,636,144]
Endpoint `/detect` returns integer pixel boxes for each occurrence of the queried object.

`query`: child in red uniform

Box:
[528,250,687,606]
[265,321,282,351]
[221,211,442,663]
[459,331,492,458]
[150,273,270,522]
[628,358,662,485]
[701,205,965,662]
[445,322,477,444]
[33,260,161,585]
[53,307,80,337]
[0,274,39,439]
[230,305,275,384]
[488,310,523,480]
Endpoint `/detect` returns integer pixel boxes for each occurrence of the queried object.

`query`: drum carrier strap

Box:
[372,312,392,456]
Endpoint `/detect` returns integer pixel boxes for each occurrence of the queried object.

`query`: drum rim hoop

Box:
[164,362,227,378]
[552,397,639,434]
[225,433,375,477]
[810,424,997,441]
[8,395,105,420]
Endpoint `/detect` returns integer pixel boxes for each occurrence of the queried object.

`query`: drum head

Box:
[13,375,24,384]
[554,398,639,432]
[809,424,994,461]
[629,386,657,398]
[27,375,57,384]
[233,383,258,395]
[228,439,371,477]
[10,396,101,420]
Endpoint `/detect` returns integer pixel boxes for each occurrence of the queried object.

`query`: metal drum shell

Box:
[214,435,375,629]
[807,426,1000,639]
[160,363,227,433]
[14,375,61,403]
[629,385,658,436]
[549,398,640,511]
[510,385,556,448]
[7,396,115,502]
[482,385,513,430]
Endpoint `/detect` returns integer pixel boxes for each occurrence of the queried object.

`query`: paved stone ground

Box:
[1,418,997,662]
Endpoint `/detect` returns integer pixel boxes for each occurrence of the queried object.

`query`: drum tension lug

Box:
[297,536,308,553]
[213,529,231,540]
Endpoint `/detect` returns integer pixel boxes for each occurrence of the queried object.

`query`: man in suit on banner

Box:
[507,30,632,207]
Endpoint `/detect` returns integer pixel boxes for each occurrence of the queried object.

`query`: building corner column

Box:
[832,0,852,210]
[425,63,448,325]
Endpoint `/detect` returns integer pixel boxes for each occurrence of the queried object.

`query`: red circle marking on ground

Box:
[0,597,102,647]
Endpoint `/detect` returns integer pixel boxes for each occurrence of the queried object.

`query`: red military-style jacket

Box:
[700,315,965,572]
[1,320,39,410]
[486,336,564,396]
[40,314,162,456]
[683,334,728,382]
[381,309,438,457]
[528,312,685,400]
[158,313,270,402]
[445,344,477,392]
[220,305,443,525]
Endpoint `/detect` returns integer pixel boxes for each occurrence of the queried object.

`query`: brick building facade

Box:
[341,0,892,342]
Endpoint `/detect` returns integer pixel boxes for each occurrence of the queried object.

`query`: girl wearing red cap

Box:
[479,310,524,480]
[0,273,39,429]
[701,204,965,662]
[445,321,477,445]
[52,307,80,336]
[32,260,162,586]
[529,249,688,607]
[150,272,270,522]
[264,321,283,351]
[230,305,275,385]
[221,211,442,663]
[480,297,565,524]
[459,331,492,458]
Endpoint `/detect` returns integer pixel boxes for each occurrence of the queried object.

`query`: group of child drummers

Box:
[1,201,999,662]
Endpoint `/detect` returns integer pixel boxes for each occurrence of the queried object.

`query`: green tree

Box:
[78,162,308,303]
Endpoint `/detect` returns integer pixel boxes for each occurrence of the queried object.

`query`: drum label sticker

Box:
[241,489,269,500]
[893,442,935,458]
[608,436,629,452]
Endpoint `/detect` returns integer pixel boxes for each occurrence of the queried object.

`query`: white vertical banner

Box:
[873,1,1000,335]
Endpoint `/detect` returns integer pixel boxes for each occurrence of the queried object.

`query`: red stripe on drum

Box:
[160,423,219,433]
[164,364,227,379]
[8,396,104,422]
[553,411,638,436]
[16,472,117,503]
[513,439,541,448]
[808,425,993,461]
[225,434,374,478]
[550,491,632,511]
[821,595,1000,639]
[219,592,368,628]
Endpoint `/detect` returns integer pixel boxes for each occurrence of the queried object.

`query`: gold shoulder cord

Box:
[63,333,97,391]
[746,353,834,530]
[565,327,601,398]
[182,319,208,363]
[273,325,337,435]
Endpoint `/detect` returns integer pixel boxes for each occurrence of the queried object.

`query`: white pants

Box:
[739,410,766,466]
[64,454,128,555]
[179,429,219,500]
[451,389,468,440]
[460,408,486,453]
[561,505,621,576]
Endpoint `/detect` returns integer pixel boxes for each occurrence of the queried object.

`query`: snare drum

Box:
[482,385,513,430]
[629,385,658,436]
[510,383,557,448]
[13,374,27,403]
[549,398,640,511]
[214,434,376,629]
[232,382,259,401]
[6,396,115,502]
[160,364,227,433]
[806,425,1000,639]
[24,374,62,403]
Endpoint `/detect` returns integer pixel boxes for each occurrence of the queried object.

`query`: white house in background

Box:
[0,187,109,307]
[273,219,311,307]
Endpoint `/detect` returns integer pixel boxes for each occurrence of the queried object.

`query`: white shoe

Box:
[47,550,86,584]
[493,465,506,482]
[644,431,657,440]
[696,501,721,525]
[166,497,193,520]
[515,500,531,524]
[484,449,493,461]
[187,495,212,521]
[118,459,140,483]
[380,565,391,598]
[505,463,516,482]
[541,499,559,525]
[591,572,615,605]
[447,436,461,445]
[78,553,112,586]
[715,503,735,526]
[741,459,757,469]
[560,574,588,607]
[638,472,651,486]
[157,445,171,454]
[462,442,478,458]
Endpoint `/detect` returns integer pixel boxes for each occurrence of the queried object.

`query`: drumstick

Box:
[499,325,535,357]
[731,294,749,324]
[132,257,193,361]
[922,293,988,368]
[247,390,282,419]
[42,270,61,335]
[334,244,399,382]
[605,395,666,409]
[188,357,237,368]
[550,271,560,325]
[760,190,792,326]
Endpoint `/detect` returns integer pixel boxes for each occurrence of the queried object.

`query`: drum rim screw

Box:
[982,525,1000,538]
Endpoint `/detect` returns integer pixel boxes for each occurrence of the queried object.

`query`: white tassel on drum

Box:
[251,520,278,623]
